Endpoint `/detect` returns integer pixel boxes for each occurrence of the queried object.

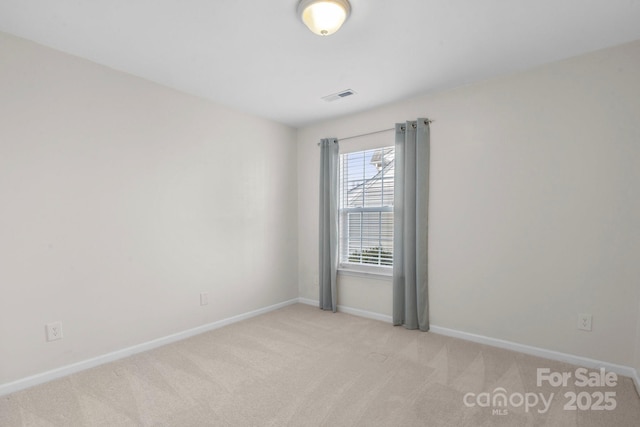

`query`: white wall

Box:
[298,40,640,367]
[0,32,298,384]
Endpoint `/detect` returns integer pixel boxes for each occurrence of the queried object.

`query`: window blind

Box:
[339,146,394,267]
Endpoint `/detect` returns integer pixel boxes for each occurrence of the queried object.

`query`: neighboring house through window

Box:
[339,146,394,273]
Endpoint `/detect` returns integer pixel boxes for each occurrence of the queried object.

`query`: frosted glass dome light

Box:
[298,0,351,36]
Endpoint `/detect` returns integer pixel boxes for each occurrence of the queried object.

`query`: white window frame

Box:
[338,146,394,277]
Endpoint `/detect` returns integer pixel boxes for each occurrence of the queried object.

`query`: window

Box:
[339,146,394,272]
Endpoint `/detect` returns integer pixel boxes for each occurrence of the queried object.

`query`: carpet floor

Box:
[1,303,639,426]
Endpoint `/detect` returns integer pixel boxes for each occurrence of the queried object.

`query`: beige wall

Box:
[2,28,639,386]
[0,32,298,384]
[298,41,640,367]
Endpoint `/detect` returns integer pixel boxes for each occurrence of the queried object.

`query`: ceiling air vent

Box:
[322,89,356,102]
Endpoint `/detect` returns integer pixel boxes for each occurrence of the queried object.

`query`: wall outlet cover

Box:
[46,322,63,341]
[200,292,209,306]
[577,313,592,331]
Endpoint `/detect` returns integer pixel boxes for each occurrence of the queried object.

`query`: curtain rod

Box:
[316,119,432,145]
[339,127,395,142]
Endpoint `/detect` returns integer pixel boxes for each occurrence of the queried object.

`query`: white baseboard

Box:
[428,325,638,381]
[4,297,639,399]
[298,298,640,393]
[0,298,299,397]
[297,297,317,306]
[632,366,640,397]
[337,305,393,324]
[297,297,393,324]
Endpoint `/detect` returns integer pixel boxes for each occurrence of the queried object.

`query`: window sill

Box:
[338,266,392,281]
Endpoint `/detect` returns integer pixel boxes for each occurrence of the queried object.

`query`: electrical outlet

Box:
[200,292,209,306]
[577,313,592,331]
[46,321,63,341]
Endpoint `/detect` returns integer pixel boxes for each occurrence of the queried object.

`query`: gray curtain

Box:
[319,138,339,312]
[393,119,430,331]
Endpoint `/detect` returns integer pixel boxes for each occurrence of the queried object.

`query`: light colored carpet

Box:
[1,303,639,426]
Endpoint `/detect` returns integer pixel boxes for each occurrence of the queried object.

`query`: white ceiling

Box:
[1,0,640,127]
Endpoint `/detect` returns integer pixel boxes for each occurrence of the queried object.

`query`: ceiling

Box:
[1,0,640,127]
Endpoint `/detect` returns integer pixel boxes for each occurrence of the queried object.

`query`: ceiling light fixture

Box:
[297,0,351,36]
